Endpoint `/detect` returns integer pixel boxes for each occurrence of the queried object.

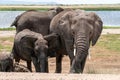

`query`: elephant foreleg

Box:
[55,50,63,73]
[70,51,88,73]
[45,59,49,72]
[64,40,74,65]
[32,58,40,72]
[27,61,32,72]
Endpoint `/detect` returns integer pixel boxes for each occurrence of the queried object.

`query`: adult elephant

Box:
[13,29,57,72]
[11,7,64,72]
[50,10,103,73]
[11,7,64,58]
[11,7,64,35]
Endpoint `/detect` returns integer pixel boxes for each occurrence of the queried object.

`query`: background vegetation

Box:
[97,34,120,52]
[0,26,120,31]
[0,4,120,11]
[0,34,120,54]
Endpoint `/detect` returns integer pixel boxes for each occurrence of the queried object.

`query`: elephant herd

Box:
[0,7,103,73]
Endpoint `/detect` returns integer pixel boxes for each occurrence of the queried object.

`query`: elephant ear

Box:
[44,33,58,41]
[49,7,64,14]
[20,34,38,48]
[55,7,64,14]
[91,13,103,46]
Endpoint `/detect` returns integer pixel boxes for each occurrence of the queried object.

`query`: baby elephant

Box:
[0,52,13,72]
[12,29,56,72]
[0,52,30,72]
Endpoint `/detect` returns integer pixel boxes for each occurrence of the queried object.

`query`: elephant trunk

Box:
[76,32,89,54]
[71,31,90,73]
[39,53,47,72]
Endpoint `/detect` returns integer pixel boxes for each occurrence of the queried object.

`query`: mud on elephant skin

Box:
[12,29,57,72]
[0,52,30,72]
[13,62,30,72]
[50,10,103,73]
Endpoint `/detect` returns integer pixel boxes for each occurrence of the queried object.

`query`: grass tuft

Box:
[0,37,14,52]
[97,34,120,52]
[0,27,15,31]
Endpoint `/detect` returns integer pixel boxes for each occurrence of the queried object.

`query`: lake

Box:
[0,11,120,28]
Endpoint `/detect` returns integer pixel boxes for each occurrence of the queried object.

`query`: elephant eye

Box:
[71,30,75,36]
[72,20,77,24]
[59,20,65,25]
[35,42,39,47]
[45,41,48,45]
[36,43,38,45]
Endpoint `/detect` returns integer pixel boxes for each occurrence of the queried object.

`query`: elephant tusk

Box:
[88,49,91,60]
[74,48,76,56]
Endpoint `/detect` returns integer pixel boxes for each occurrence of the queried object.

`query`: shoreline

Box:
[0,29,120,37]
[0,5,120,11]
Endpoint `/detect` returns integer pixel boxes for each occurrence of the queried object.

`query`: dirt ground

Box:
[45,45,120,74]
[0,29,120,74]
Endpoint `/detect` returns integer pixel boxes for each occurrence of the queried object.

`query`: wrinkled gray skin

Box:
[11,6,64,62]
[50,10,103,73]
[11,7,64,35]
[0,53,13,72]
[13,29,56,72]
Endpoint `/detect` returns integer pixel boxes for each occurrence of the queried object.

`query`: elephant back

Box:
[16,11,51,35]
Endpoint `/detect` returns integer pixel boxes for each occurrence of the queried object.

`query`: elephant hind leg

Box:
[27,61,32,72]
[32,58,40,72]
[55,49,63,73]
[45,59,49,73]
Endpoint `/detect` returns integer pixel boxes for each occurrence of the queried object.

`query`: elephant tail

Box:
[10,15,21,27]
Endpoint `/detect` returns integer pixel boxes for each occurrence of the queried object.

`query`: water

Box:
[92,11,120,27]
[0,11,25,28]
[0,11,120,28]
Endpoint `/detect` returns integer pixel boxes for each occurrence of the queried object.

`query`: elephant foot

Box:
[69,68,76,73]
[69,67,82,73]
[55,70,61,73]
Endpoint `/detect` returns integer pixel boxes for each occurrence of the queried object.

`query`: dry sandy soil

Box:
[0,29,120,79]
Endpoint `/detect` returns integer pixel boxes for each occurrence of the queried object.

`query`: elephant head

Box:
[57,10,103,73]
[33,37,48,72]
[0,52,13,72]
[33,33,58,72]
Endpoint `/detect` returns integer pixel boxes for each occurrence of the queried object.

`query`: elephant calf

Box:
[12,29,57,72]
[0,52,31,72]
[0,52,13,72]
